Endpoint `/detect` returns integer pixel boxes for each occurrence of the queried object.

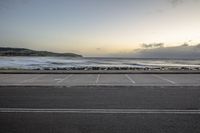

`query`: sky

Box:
[0,0,200,56]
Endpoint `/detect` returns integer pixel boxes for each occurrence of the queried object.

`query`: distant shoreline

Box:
[0,47,82,57]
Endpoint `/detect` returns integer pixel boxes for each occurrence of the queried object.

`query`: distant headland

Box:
[0,47,82,57]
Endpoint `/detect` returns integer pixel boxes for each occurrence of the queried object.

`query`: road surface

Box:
[0,74,200,133]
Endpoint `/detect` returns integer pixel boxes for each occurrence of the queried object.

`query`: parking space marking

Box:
[54,78,63,81]
[56,74,73,84]
[153,75,176,85]
[96,74,100,84]
[125,74,135,84]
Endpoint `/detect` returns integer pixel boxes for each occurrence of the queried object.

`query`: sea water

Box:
[0,57,200,70]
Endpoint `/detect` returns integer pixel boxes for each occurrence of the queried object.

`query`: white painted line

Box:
[125,74,135,84]
[20,75,43,83]
[96,74,100,84]
[54,78,63,81]
[153,75,176,85]
[56,74,73,84]
[94,84,134,87]
[0,108,200,114]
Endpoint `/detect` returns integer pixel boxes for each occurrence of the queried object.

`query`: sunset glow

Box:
[0,0,200,56]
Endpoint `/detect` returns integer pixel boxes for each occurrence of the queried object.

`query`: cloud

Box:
[168,0,200,7]
[111,43,200,59]
[141,43,164,49]
[96,48,102,51]
[181,43,189,47]
[169,0,184,7]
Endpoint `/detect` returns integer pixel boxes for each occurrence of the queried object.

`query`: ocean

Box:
[0,57,200,70]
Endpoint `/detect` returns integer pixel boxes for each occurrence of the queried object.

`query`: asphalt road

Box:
[0,74,200,86]
[0,86,200,133]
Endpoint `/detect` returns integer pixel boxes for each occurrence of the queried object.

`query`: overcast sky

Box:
[0,0,200,56]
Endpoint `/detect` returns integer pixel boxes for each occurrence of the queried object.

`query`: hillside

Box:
[0,47,82,57]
